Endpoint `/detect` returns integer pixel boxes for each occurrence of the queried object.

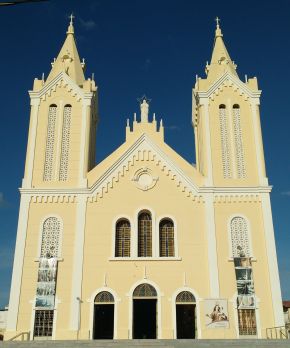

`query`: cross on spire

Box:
[215,16,220,28]
[69,13,75,26]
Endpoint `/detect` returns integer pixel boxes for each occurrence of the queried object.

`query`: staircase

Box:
[1,340,290,348]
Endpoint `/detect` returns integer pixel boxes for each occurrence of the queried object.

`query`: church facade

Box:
[5,18,284,340]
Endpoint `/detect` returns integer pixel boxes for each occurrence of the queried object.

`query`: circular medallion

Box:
[132,168,158,191]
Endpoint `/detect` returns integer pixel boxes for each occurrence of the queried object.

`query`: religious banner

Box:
[205,299,229,328]
[35,258,57,309]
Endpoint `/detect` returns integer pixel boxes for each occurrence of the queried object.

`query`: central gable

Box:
[87,134,205,202]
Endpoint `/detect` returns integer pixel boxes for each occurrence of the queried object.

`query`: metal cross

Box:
[69,13,75,25]
[215,16,220,27]
[137,95,152,104]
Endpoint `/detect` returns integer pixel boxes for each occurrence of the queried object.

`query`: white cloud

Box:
[79,18,96,31]
[281,191,290,196]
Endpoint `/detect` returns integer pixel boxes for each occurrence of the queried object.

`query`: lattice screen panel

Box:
[133,284,157,297]
[237,309,257,335]
[44,105,57,181]
[219,106,232,178]
[33,310,54,337]
[231,217,250,257]
[40,217,61,258]
[95,291,114,303]
[59,105,71,181]
[176,291,195,303]
[233,106,246,178]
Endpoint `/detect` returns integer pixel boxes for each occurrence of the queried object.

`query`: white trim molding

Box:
[204,193,219,297]
[6,194,30,331]
[260,193,284,326]
[70,195,88,330]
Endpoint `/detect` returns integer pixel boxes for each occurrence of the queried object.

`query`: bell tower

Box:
[22,15,98,189]
[193,19,268,187]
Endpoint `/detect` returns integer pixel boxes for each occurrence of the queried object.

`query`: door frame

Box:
[172,287,201,339]
[89,287,119,339]
[128,280,162,339]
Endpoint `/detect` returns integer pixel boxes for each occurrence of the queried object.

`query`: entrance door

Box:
[176,304,196,338]
[93,304,114,339]
[133,299,157,339]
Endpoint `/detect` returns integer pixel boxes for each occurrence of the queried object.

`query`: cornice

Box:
[195,72,261,101]
[29,72,93,102]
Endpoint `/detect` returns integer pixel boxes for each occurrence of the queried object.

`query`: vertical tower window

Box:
[219,104,232,178]
[115,219,131,257]
[159,219,175,257]
[230,216,257,336]
[59,104,72,181]
[233,104,246,178]
[44,105,57,181]
[230,217,250,258]
[138,211,152,257]
[40,217,61,258]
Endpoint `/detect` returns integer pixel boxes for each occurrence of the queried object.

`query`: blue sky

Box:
[0,0,289,308]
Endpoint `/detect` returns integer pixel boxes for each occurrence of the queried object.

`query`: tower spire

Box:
[46,14,85,86]
[205,18,238,81]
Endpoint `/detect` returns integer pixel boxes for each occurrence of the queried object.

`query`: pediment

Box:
[87,134,204,203]
[29,71,92,102]
[197,72,261,101]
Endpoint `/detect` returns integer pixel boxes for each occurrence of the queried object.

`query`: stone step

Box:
[1,340,290,348]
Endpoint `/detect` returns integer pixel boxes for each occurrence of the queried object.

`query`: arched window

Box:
[94,291,114,303]
[176,291,196,303]
[159,219,175,257]
[232,104,246,178]
[219,104,231,178]
[115,219,131,257]
[40,217,61,258]
[59,104,72,181]
[230,217,250,258]
[138,211,152,257]
[44,105,57,181]
[133,284,157,298]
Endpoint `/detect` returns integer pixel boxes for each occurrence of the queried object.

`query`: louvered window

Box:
[44,105,57,181]
[115,220,131,257]
[138,212,152,257]
[33,310,54,337]
[159,219,174,257]
[237,309,257,335]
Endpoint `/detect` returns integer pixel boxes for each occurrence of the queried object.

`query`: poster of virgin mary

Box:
[205,299,229,328]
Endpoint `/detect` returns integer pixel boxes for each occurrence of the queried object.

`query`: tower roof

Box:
[46,14,85,86]
[206,18,238,81]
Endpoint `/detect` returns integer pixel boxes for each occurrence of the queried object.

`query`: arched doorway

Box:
[133,283,157,339]
[93,291,114,339]
[176,291,196,338]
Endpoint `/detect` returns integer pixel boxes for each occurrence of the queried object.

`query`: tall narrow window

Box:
[138,211,152,257]
[34,217,61,338]
[115,219,131,257]
[219,104,232,178]
[40,217,61,258]
[233,104,246,178]
[159,219,175,257]
[230,216,257,336]
[230,217,250,258]
[59,105,72,181]
[44,105,57,181]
